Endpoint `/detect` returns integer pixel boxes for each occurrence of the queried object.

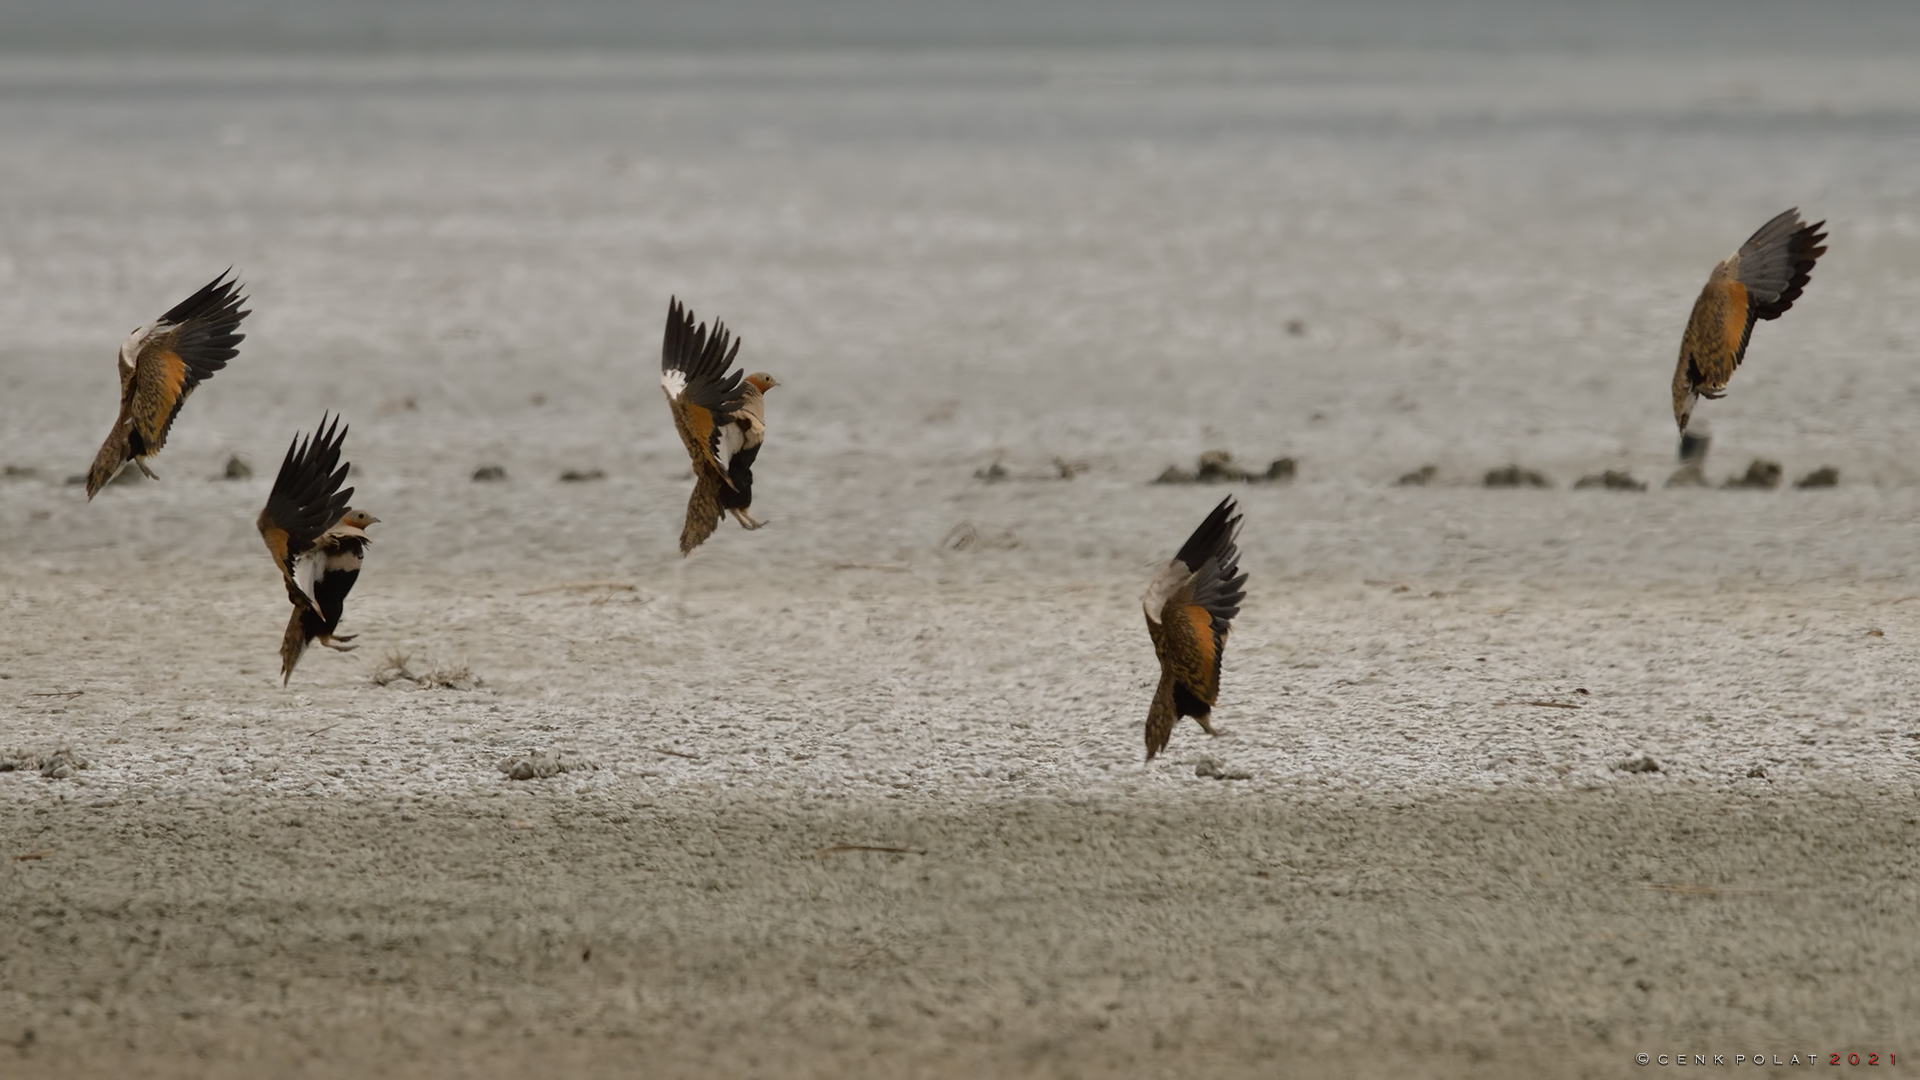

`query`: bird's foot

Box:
[1700,389,1726,401]
[320,638,358,653]
[730,509,767,530]
[134,459,159,480]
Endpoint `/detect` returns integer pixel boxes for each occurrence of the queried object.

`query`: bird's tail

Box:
[679,468,724,555]
[84,423,133,501]
[279,606,311,685]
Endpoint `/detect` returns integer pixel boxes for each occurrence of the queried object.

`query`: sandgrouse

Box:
[255,414,379,684]
[1672,209,1827,433]
[86,271,249,498]
[660,297,778,555]
[1142,495,1248,762]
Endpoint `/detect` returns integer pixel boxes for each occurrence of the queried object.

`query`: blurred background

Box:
[9,0,1920,53]
[4,0,1920,579]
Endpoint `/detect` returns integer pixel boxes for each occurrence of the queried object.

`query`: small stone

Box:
[1484,465,1551,489]
[1396,464,1437,487]
[2,465,37,479]
[559,468,605,483]
[1746,765,1768,779]
[1793,466,1839,489]
[1152,465,1197,484]
[1722,459,1782,490]
[223,455,252,480]
[1193,757,1222,778]
[1285,319,1307,336]
[1261,457,1296,482]
[973,459,1008,482]
[472,465,508,482]
[1612,754,1662,774]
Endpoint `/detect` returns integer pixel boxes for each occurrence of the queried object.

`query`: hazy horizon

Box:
[7,0,1920,54]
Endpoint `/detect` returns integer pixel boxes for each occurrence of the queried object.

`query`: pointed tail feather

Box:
[279,606,311,685]
[680,469,725,555]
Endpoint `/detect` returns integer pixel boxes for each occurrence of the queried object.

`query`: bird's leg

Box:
[728,508,767,530]
[320,637,358,652]
[134,458,159,480]
[1194,714,1222,737]
[1699,388,1726,400]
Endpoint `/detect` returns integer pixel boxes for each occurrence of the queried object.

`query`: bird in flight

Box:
[1142,495,1248,762]
[1672,209,1827,433]
[660,297,778,555]
[255,414,379,684]
[86,271,249,499]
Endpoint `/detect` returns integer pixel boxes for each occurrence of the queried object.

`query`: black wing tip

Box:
[1174,495,1243,572]
[162,268,250,326]
[268,412,353,508]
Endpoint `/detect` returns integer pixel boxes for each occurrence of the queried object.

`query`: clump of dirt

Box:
[1794,466,1839,489]
[1484,465,1551,488]
[223,455,252,480]
[943,522,1019,552]
[373,651,482,691]
[1155,450,1294,485]
[559,468,605,483]
[471,465,507,482]
[1192,756,1252,780]
[1612,754,1663,774]
[1723,460,1782,490]
[0,749,90,779]
[1396,464,1437,487]
[497,751,595,780]
[1574,470,1647,491]
[973,455,1008,482]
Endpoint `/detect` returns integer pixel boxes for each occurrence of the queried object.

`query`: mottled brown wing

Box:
[680,464,725,555]
[126,271,249,454]
[1676,274,1747,401]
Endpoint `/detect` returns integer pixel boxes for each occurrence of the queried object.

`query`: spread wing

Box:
[124,270,249,454]
[1736,208,1827,322]
[1144,496,1247,760]
[256,415,353,607]
[1674,210,1826,408]
[661,297,747,481]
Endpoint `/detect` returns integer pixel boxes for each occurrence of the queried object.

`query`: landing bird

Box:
[660,297,779,555]
[86,271,249,499]
[1672,209,1827,433]
[256,414,378,684]
[1142,495,1248,762]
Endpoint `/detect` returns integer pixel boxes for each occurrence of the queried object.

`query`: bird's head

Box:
[745,372,779,393]
[339,508,381,529]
